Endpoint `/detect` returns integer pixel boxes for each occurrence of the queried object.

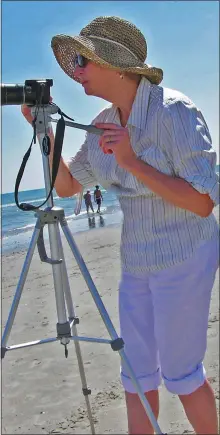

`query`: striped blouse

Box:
[67,77,219,274]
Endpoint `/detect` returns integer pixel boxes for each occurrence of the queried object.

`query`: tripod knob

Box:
[64,344,68,358]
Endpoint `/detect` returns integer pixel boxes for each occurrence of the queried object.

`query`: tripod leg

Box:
[56,227,95,434]
[60,220,163,435]
[56,228,76,317]
[70,325,95,434]
[47,221,69,325]
[2,223,41,350]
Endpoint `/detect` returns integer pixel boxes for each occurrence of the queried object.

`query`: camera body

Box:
[1,79,53,106]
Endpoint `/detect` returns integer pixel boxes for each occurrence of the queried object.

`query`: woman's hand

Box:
[21,96,53,125]
[21,104,34,124]
[95,122,137,169]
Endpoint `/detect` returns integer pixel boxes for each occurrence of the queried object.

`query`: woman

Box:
[22,16,219,435]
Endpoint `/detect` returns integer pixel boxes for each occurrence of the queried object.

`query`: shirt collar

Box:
[111,77,151,131]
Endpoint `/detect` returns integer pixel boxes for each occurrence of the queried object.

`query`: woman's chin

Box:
[84,88,91,95]
[83,85,92,95]
[83,83,100,97]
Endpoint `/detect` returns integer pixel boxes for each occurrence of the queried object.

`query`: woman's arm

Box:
[122,157,214,217]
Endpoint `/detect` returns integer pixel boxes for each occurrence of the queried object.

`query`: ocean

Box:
[1,188,122,255]
[2,164,219,255]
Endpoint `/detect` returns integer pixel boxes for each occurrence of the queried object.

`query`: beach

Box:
[2,206,219,434]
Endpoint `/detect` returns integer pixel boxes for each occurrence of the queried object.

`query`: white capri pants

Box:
[119,237,219,395]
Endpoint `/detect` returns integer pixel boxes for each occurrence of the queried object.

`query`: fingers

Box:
[102,130,124,139]
[99,138,113,154]
[95,122,121,130]
[99,130,126,154]
[21,95,53,124]
[96,123,129,155]
[101,134,122,143]
[99,138,112,154]
[104,148,113,154]
[21,104,29,114]
[99,136,117,147]
[98,125,127,142]
[21,104,33,124]
[99,130,124,146]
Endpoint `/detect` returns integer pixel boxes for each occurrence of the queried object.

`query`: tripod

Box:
[1,105,165,435]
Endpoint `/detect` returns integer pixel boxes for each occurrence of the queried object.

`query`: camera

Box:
[1,79,53,106]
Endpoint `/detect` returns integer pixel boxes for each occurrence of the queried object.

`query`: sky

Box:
[2,0,219,194]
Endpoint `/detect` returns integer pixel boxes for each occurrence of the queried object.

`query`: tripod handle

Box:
[51,118,104,136]
[37,227,62,264]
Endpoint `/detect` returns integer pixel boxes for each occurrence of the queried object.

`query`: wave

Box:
[65,207,108,221]
[2,223,36,237]
[1,196,61,209]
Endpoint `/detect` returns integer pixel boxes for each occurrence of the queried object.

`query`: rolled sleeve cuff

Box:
[185,174,220,206]
[66,158,97,189]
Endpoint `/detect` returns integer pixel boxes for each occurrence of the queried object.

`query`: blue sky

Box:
[2,0,219,193]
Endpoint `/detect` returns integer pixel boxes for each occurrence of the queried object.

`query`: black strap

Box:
[58,109,75,122]
[51,115,65,187]
[14,110,66,211]
[14,139,34,210]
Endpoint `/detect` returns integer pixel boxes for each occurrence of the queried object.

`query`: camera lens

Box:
[1,84,25,105]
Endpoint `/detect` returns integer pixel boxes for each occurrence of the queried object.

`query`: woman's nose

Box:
[74,64,83,80]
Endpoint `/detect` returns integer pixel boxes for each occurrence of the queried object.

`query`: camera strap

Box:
[14,109,73,211]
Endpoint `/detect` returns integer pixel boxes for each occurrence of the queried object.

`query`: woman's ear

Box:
[115,71,124,80]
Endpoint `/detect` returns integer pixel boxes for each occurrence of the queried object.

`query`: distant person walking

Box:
[94,185,103,213]
[83,190,94,213]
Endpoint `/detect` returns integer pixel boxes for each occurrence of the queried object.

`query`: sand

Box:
[1,207,219,434]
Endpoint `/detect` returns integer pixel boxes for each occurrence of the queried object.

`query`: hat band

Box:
[87,35,140,61]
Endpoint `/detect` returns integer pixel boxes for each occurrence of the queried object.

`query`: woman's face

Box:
[74,59,118,99]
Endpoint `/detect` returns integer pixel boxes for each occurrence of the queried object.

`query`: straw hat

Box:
[51,16,163,85]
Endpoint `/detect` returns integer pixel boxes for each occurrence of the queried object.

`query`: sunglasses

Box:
[74,54,89,69]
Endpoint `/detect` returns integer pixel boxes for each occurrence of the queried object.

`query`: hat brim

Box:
[51,34,163,85]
